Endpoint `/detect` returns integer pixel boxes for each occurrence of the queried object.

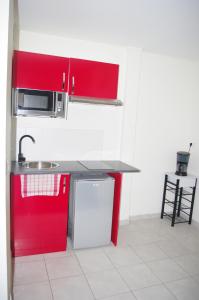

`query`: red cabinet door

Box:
[68,58,119,99]
[11,174,70,256]
[12,50,69,92]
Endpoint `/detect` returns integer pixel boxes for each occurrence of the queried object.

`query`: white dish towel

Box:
[20,174,61,198]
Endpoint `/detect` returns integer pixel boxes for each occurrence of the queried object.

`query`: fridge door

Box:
[70,175,115,249]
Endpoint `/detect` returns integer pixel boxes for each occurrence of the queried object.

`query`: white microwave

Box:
[12,88,68,118]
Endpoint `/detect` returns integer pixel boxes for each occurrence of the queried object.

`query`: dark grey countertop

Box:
[11,160,140,175]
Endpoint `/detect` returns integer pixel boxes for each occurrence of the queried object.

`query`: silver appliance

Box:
[68,174,115,249]
[12,88,68,118]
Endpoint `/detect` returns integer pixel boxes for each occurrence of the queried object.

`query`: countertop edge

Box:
[11,160,141,175]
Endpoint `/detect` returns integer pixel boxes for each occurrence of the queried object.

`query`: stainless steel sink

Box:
[22,161,60,169]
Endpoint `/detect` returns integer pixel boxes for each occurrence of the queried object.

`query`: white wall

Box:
[131,52,199,220]
[0,0,14,299]
[119,47,142,221]
[15,30,199,224]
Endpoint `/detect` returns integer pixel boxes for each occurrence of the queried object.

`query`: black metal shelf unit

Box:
[161,174,197,226]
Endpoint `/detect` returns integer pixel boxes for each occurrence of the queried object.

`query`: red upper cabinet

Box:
[68,58,119,99]
[12,50,69,92]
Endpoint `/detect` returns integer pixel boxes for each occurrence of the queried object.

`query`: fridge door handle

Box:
[63,176,66,194]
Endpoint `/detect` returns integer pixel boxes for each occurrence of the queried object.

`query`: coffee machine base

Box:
[175,171,187,176]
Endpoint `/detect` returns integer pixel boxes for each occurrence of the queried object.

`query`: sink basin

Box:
[22,161,60,170]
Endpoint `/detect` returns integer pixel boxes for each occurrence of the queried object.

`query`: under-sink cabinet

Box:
[11,174,70,256]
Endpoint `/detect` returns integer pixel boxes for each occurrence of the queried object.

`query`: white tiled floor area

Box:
[13,217,199,300]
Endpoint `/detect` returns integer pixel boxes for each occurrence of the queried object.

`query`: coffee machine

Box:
[175,143,192,176]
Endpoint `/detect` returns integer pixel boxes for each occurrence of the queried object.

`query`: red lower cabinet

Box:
[108,173,122,246]
[11,174,70,257]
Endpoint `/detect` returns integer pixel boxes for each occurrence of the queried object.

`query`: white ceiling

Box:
[18,0,199,60]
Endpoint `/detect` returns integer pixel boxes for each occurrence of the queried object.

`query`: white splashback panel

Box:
[15,103,123,161]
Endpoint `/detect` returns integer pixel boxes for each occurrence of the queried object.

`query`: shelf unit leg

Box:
[171,179,180,227]
[189,179,197,225]
[177,187,183,217]
[161,175,168,219]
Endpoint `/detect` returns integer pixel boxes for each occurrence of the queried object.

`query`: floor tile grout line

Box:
[14,255,45,265]
[99,244,138,293]
[97,290,136,300]
[101,246,162,294]
[130,290,139,300]
[101,243,145,267]
[13,218,199,298]
[110,225,189,293]
[171,254,199,277]
[162,281,180,300]
[145,257,190,285]
[43,255,55,300]
[133,282,178,300]
[191,274,199,284]
[73,250,98,300]
[124,221,197,299]
[75,247,133,298]
[13,279,50,287]
[128,242,171,263]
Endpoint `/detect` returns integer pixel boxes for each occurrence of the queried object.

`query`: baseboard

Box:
[119,219,130,226]
[129,213,160,221]
[119,213,160,226]
[191,219,199,228]
[120,214,199,227]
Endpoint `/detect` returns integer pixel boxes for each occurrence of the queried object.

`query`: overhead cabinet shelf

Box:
[69,95,123,106]
[12,51,121,106]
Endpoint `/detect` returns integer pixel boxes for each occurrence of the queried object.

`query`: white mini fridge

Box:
[68,174,115,249]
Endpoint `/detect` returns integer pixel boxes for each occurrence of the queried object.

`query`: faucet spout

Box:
[18,135,35,163]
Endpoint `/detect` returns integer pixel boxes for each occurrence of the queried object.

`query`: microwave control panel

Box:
[56,92,66,118]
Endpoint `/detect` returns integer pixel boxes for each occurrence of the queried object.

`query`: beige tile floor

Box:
[12,217,199,300]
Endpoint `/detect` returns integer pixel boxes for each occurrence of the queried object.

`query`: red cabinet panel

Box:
[11,174,70,256]
[12,50,69,92]
[69,58,119,99]
[108,173,122,246]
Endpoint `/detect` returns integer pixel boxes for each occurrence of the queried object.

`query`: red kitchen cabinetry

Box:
[12,51,119,101]
[11,174,70,256]
[68,58,119,99]
[12,50,69,92]
[109,173,122,246]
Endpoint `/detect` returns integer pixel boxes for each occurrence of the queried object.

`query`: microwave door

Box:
[15,89,56,117]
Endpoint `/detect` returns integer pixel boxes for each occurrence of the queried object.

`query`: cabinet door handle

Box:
[63,176,66,194]
[62,72,66,90]
[72,76,75,94]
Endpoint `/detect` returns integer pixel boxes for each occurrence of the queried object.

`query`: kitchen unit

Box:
[11,160,140,256]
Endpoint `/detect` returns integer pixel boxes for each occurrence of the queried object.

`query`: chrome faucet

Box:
[18,135,35,162]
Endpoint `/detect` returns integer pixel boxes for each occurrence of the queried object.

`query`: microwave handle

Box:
[13,89,22,116]
[62,72,66,91]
